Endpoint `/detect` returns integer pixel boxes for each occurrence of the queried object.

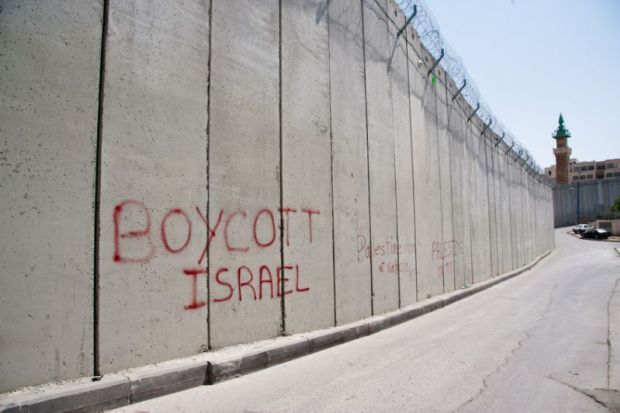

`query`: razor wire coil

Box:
[395,0,542,174]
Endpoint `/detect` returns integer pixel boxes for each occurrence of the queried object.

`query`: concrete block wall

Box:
[0,0,555,393]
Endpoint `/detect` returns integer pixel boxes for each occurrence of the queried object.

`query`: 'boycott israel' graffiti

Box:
[112,200,319,309]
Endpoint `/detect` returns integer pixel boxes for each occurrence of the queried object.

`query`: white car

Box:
[572,224,592,234]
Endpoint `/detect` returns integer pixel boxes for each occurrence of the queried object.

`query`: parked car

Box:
[572,224,592,234]
[581,228,610,240]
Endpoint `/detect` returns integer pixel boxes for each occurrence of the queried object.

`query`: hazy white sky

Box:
[424,0,620,168]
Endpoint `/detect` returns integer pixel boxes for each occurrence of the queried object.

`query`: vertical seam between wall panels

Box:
[445,74,456,291]
[326,4,337,327]
[93,0,109,379]
[490,139,497,275]
[498,149,504,274]
[506,157,519,270]
[278,0,286,335]
[468,127,475,285]
[389,4,401,310]
[205,0,213,350]
[360,0,374,316]
[508,158,514,270]
[496,147,501,272]
[404,31,419,304]
[520,169,524,259]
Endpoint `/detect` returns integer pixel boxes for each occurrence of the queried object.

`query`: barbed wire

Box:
[395,0,542,175]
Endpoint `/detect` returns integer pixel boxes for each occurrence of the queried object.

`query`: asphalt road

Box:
[111,229,620,412]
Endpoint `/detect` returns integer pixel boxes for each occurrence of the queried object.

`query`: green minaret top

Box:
[552,113,571,139]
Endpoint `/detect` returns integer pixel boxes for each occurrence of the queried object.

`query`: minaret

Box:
[552,114,571,184]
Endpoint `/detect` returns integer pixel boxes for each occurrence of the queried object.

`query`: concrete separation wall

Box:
[0,0,554,395]
[553,178,620,227]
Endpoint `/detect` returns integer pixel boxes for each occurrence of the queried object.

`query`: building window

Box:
[607,173,613,177]
[607,163,615,169]
[574,167,580,172]
[596,165,605,170]
[587,174,593,179]
[588,165,594,170]
[615,172,620,177]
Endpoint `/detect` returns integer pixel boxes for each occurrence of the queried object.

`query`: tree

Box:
[612,195,620,213]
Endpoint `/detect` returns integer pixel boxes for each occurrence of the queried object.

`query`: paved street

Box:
[111,229,620,412]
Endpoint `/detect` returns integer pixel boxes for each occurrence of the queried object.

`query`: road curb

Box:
[615,247,620,256]
[0,376,130,413]
[0,250,551,413]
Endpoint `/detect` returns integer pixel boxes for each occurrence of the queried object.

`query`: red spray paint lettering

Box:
[112,201,320,264]
[180,263,310,309]
[112,201,319,310]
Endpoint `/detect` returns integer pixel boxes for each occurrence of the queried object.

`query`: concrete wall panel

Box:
[281,0,334,334]
[447,98,468,289]
[437,77,455,292]
[389,9,417,307]
[470,122,492,283]
[512,159,525,267]
[0,0,101,391]
[499,149,513,273]
[409,46,443,300]
[329,0,372,325]
[208,0,280,348]
[98,0,210,371]
[483,136,497,278]
[490,139,503,275]
[362,0,399,314]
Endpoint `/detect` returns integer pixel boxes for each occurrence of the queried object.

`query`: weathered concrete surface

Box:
[98,0,210,372]
[362,0,399,315]
[281,0,334,334]
[485,134,499,276]
[0,0,102,391]
[498,148,513,274]
[410,43,444,300]
[437,72,455,292]
[508,157,522,267]
[469,119,492,283]
[208,0,281,348]
[447,90,469,289]
[328,0,372,325]
[389,3,417,307]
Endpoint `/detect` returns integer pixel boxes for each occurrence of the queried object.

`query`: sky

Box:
[423,0,620,169]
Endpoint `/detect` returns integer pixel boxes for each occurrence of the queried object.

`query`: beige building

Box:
[545,158,620,183]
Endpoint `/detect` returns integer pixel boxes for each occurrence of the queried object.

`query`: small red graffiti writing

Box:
[432,240,464,261]
[436,260,455,279]
[356,235,415,263]
[378,260,412,275]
